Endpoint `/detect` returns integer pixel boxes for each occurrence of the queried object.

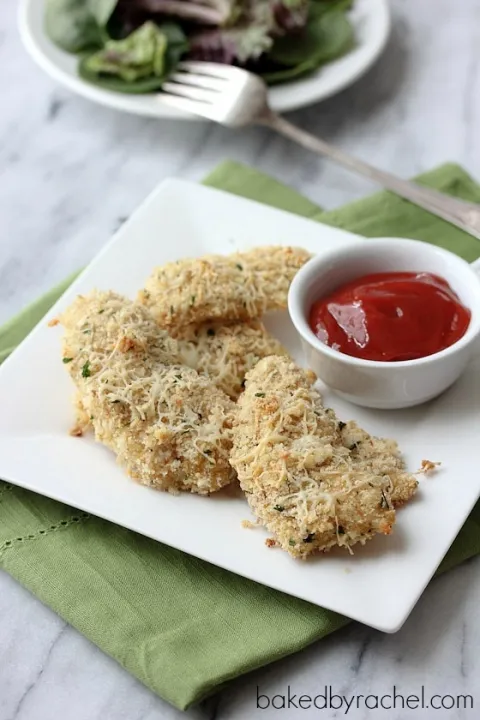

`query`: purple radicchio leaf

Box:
[188,23,273,65]
[272,0,309,33]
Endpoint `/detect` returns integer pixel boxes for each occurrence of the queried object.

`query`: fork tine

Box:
[178,61,241,79]
[159,92,218,121]
[162,81,216,103]
[169,71,226,91]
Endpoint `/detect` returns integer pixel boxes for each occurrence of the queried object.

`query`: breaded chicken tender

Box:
[60,291,236,494]
[230,357,417,559]
[176,320,288,399]
[138,246,312,332]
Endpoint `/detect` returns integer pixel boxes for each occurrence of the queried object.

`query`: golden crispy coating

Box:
[138,246,312,332]
[230,357,416,559]
[60,290,180,367]
[63,291,287,402]
[176,319,288,399]
[60,291,236,494]
[343,424,419,507]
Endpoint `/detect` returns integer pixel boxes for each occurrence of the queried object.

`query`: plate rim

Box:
[2,178,479,634]
[18,0,391,120]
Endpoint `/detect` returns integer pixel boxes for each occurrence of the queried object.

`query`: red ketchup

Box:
[309,272,471,362]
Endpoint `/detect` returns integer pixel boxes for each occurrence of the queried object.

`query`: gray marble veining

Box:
[1,0,479,718]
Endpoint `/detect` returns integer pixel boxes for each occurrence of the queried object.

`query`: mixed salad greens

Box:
[45,0,355,93]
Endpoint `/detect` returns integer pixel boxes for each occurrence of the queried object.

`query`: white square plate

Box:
[1,179,479,633]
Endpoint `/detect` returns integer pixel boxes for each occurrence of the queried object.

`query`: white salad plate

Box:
[19,0,390,119]
[0,179,479,633]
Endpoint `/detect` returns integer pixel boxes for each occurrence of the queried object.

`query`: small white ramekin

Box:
[288,237,480,409]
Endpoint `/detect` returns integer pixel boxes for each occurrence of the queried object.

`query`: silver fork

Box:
[162,62,480,241]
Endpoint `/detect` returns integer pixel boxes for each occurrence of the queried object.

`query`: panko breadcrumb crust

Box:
[176,319,288,399]
[138,246,312,331]
[60,291,236,494]
[230,356,418,559]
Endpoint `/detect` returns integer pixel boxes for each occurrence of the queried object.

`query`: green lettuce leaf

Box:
[161,22,189,72]
[79,22,188,93]
[45,0,118,53]
[263,6,354,84]
[310,0,354,16]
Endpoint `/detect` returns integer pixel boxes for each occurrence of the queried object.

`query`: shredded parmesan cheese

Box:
[59,291,236,494]
[138,246,312,331]
[176,319,288,398]
[230,356,418,559]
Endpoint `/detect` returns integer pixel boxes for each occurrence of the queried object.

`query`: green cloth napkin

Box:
[1,162,480,711]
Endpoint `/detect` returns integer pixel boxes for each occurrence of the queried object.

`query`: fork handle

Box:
[263,113,480,241]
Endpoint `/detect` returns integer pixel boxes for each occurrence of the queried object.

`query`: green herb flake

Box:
[83,328,91,334]
[170,305,174,314]
[273,505,285,512]
[190,295,196,306]
[81,361,91,378]
[90,415,94,421]
[288,539,296,547]
[236,263,243,271]
[338,421,346,430]
[206,328,215,337]
[255,392,266,398]
[62,357,73,364]
[175,374,182,380]
[98,309,105,314]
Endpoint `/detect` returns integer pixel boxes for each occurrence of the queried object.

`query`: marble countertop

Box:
[1,1,480,718]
